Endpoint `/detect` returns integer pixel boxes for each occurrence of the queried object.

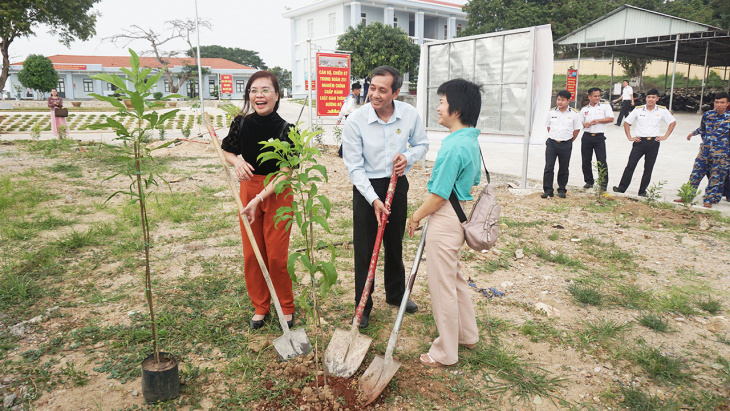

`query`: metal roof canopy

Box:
[555,4,730,110]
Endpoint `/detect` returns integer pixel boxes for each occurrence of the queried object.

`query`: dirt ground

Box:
[1,138,729,410]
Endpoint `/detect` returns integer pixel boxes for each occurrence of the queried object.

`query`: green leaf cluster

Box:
[258,126,337,324]
[187,45,268,70]
[676,182,700,207]
[336,22,420,79]
[17,55,58,94]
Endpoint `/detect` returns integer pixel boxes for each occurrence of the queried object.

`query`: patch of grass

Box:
[49,163,82,178]
[582,200,617,213]
[696,295,722,314]
[659,291,698,317]
[615,284,652,310]
[567,283,603,306]
[575,318,631,347]
[542,203,569,213]
[637,312,671,333]
[519,319,564,344]
[529,246,586,269]
[547,232,560,241]
[619,385,667,410]
[479,254,511,274]
[500,218,547,228]
[629,343,693,384]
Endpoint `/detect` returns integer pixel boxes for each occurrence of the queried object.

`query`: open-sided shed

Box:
[555,4,730,110]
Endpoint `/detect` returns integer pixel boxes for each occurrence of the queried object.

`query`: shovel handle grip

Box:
[202,113,290,332]
[352,169,398,326]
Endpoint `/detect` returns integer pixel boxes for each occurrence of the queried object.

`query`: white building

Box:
[7,55,256,100]
[283,0,467,98]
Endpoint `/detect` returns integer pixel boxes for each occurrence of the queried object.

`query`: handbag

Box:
[449,148,500,252]
[54,108,68,117]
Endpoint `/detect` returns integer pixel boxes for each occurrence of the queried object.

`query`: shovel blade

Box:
[273,328,312,361]
[359,355,401,406]
[324,328,372,378]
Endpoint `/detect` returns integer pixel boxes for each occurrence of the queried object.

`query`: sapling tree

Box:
[259,126,337,383]
[88,49,181,363]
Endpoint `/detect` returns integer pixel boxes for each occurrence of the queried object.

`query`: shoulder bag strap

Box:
[450,145,490,223]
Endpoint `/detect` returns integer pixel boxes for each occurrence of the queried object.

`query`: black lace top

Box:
[221,112,294,176]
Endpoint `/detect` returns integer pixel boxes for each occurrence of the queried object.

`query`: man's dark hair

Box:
[587,87,601,95]
[436,79,482,127]
[557,90,571,100]
[623,79,629,84]
[715,91,729,101]
[371,66,402,93]
[351,82,361,90]
[646,88,659,97]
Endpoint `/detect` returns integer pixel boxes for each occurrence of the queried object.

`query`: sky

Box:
[12,0,469,69]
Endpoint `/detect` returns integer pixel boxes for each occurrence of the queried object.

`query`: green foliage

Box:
[618,56,651,80]
[17,55,59,94]
[153,91,163,101]
[88,49,181,362]
[630,342,693,383]
[696,295,722,314]
[676,182,700,207]
[567,283,604,306]
[188,45,268,69]
[269,66,292,91]
[637,312,671,332]
[30,123,42,140]
[0,0,101,91]
[593,161,608,196]
[644,180,666,204]
[336,22,420,79]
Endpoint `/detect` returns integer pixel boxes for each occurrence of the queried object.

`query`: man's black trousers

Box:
[543,138,573,194]
[617,138,660,195]
[615,100,632,126]
[352,176,408,317]
[581,133,608,188]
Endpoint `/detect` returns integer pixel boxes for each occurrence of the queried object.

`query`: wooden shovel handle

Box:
[202,113,290,331]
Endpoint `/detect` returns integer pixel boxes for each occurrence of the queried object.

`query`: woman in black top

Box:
[222,71,296,330]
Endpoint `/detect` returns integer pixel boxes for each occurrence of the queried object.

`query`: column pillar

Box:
[350,1,361,28]
[447,16,456,39]
[415,11,424,44]
[384,7,394,27]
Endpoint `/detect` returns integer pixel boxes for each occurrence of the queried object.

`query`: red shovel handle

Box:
[353,169,399,326]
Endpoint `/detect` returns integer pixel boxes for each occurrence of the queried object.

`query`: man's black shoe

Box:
[557,192,566,198]
[358,314,369,329]
[612,186,625,193]
[638,192,647,198]
[583,183,593,189]
[541,192,553,198]
[387,299,418,313]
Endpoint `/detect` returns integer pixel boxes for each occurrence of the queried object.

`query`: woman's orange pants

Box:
[238,175,295,316]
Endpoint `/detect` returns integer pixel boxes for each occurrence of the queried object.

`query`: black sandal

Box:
[250,313,270,330]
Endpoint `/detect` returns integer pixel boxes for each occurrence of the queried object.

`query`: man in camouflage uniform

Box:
[674,92,730,208]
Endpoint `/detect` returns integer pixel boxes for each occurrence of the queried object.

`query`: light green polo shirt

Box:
[427,127,482,201]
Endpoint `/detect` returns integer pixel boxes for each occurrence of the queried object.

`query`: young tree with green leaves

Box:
[0,0,101,92]
[270,66,292,92]
[17,55,58,96]
[336,22,420,80]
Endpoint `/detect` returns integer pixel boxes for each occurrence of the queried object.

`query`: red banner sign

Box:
[220,74,233,94]
[315,53,350,116]
[305,80,316,90]
[566,69,578,101]
[53,64,87,70]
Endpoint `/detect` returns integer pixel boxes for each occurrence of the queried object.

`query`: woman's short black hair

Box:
[557,90,572,100]
[436,79,482,127]
[241,70,281,115]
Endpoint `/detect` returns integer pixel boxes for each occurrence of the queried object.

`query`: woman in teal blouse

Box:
[407,79,482,367]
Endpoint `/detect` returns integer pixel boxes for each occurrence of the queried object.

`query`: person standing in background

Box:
[542,90,581,198]
[579,87,614,190]
[47,89,66,138]
[613,80,634,126]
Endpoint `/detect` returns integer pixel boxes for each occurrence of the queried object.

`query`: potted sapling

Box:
[88,49,182,404]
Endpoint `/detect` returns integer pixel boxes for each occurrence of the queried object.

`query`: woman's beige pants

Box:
[425,200,479,365]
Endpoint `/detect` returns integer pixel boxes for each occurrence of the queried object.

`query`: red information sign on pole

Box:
[566,69,578,101]
[316,53,350,117]
[220,74,233,94]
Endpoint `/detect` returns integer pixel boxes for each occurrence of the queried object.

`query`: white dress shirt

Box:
[624,105,676,137]
[545,106,581,141]
[342,100,429,205]
[337,93,357,121]
[580,102,614,133]
[621,85,634,100]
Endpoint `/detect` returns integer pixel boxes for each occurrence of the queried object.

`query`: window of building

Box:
[83,79,93,92]
[329,13,336,35]
[209,79,216,91]
[444,24,448,39]
[361,12,367,25]
[187,81,199,96]
[393,16,398,29]
[164,80,170,92]
[106,82,117,91]
[57,78,65,94]
[236,80,245,93]
[307,19,314,38]
[456,24,463,36]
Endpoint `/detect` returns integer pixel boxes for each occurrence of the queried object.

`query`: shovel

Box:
[202,113,311,361]
[359,219,428,405]
[324,170,399,378]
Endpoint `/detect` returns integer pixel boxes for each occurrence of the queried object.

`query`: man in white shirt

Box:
[342,66,429,328]
[613,80,634,126]
[580,87,615,190]
[336,83,361,125]
[542,90,582,198]
[613,88,676,197]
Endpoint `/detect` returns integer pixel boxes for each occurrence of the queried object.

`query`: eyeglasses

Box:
[248,88,274,95]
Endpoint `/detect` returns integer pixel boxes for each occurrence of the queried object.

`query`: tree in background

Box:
[618,56,651,86]
[17,55,59,97]
[107,19,212,94]
[336,22,420,80]
[0,0,100,93]
[179,64,211,97]
[269,66,292,92]
[186,45,268,70]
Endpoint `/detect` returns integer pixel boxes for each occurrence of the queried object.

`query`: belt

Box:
[587,132,604,137]
[639,137,657,141]
[551,139,572,143]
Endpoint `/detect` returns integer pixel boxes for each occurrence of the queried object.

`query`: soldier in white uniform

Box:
[613,80,634,126]
[542,90,582,198]
[613,88,676,197]
[580,87,615,190]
